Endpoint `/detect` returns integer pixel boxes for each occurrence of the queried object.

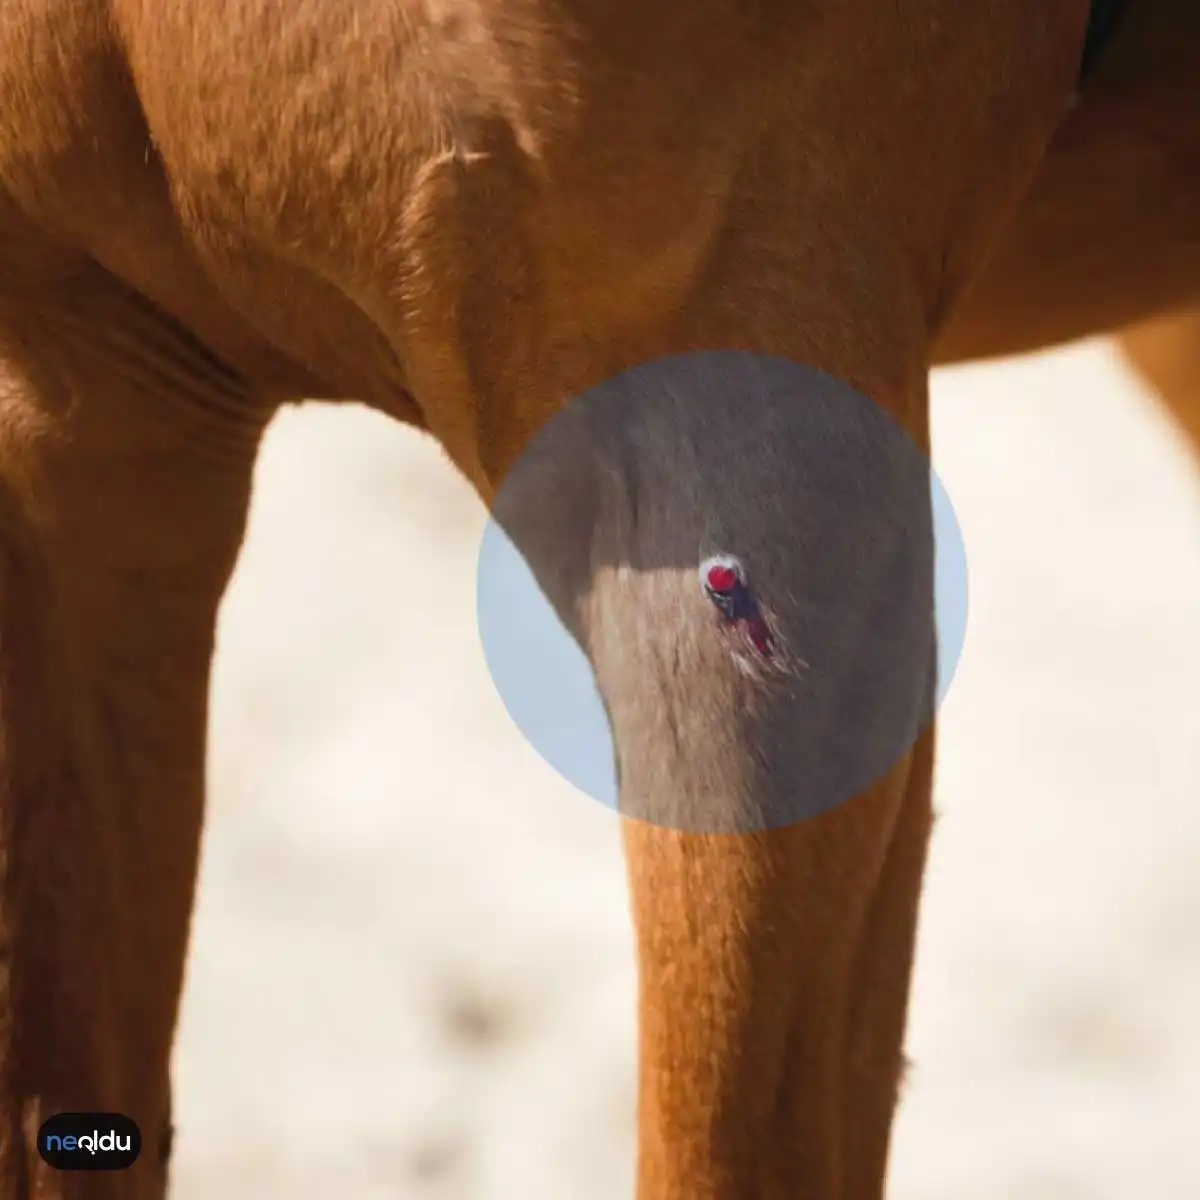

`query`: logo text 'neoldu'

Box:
[38,1113,141,1171]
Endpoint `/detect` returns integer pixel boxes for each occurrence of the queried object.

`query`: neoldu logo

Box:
[38,1112,141,1171]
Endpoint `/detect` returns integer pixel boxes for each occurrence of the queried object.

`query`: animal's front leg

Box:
[623,759,934,1200]
[0,266,271,1198]
[491,348,939,1199]
[273,2,1081,1190]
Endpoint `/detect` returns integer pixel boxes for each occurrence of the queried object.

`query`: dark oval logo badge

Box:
[37,1112,141,1171]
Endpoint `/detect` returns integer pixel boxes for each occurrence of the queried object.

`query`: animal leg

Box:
[836,724,935,1199]
[1117,306,1200,463]
[0,265,271,1198]
[493,353,938,1200]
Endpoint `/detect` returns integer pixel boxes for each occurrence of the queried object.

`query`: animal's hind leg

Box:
[0,265,272,1198]
[1117,306,1200,463]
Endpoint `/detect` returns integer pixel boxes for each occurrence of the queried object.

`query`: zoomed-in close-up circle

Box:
[477,352,968,834]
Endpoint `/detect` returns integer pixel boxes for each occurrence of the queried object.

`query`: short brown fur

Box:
[1,1,1196,1197]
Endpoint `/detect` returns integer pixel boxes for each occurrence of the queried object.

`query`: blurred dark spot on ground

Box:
[408,1136,464,1183]
[436,978,518,1052]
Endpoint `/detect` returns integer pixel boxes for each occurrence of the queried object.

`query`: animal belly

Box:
[936,0,1200,361]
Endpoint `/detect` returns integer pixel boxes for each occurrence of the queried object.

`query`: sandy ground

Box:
[171,340,1200,1199]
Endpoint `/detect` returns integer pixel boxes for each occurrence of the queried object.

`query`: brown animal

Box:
[0,0,1196,1196]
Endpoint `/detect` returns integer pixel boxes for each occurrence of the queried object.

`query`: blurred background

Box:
[171,339,1200,1199]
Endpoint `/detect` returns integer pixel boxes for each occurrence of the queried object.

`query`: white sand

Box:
[173,340,1200,1198]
